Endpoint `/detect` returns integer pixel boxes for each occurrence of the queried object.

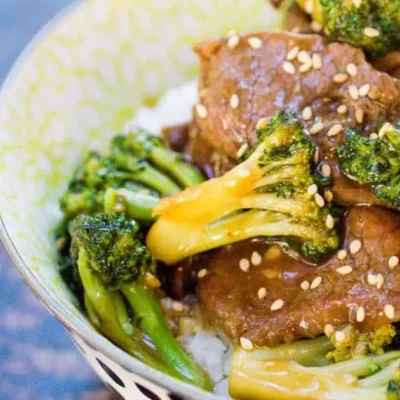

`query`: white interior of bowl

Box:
[0,0,282,397]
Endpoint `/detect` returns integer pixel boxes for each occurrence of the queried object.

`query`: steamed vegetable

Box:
[147,111,339,264]
[336,125,400,210]
[69,213,212,390]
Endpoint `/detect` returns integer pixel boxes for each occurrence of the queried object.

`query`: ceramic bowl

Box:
[0,1,281,398]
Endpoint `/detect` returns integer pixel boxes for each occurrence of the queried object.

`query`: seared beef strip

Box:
[192,32,400,205]
[197,206,400,346]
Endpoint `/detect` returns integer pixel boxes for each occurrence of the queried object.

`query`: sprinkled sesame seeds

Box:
[356,306,365,322]
[298,51,312,65]
[321,163,332,177]
[256,117,269,130]
[324,190,333,203]
[307,184,318,195]
[314,148,320,163]
[230,94,239,109]
[364,27,380,38]
[310,122,324,135]
[388,256,399,269]
[333,73,349,83]
[271,299,284,311]
[338,249,347,260]
[377,274,384,289]
[326,214,334,229]
[311,21,323,32]
[301,280,310,291]
[248,37,262,49]
[198,268,208,279]
[349,85,359,100]
[239,258,250,272]
[283,61,296,75]
[337,104,348,115]
[312,54,322,70]
[314,193,325,208]
[196,104,208,119]
[251,251,262,266]
[336,265,353,275]
[299,62,312,73]
[367,273,378,286]
[287,46,300,61]
[379,122,395,138]
[335,331,346,343]
[227,35,240,49]
[346,63,358,77]
[359,84,370,97]
[327,124,343,137]
[258,287,267,299]
[310,276,322,289]
[172,301,184,312]
[324,324,335,337]
[355,108,364,124]
[350,239,362,254]
[236,143,249,158]
[353,0,362,7]
[370,133,378,139]
[302,106,313,121]
[305,0,314,13]
[240,337,254,351]
[384,304,395,319]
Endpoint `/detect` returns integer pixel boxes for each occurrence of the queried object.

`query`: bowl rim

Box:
[0,1,219,399]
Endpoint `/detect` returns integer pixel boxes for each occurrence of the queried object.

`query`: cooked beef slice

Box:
[162,123,190,153]
[284,3,313,34]
[192,31,400,205]
[197,206,400,346]
[373,51,400,79]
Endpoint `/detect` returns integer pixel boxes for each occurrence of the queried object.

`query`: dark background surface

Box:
[0,1,115,399]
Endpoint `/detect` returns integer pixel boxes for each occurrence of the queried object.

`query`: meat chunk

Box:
[197,206,400,346]
[193,32,400,205]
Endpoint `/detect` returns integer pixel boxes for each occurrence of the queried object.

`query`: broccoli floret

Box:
[296,0,400,57]
[336,125,400,209]
[326,324,396,363]
[147,111,339,264]
[69,213,212,390]
[111,130,203,195]
[387,379,400,400]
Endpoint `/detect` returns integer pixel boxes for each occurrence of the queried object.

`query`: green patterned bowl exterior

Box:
[0,0,282,398]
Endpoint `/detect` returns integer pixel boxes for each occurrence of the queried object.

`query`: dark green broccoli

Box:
[147,111,340,264]
[297,0,400,57]
[111,130,204,195]
[69,213,212,390]
[336,124,400,209]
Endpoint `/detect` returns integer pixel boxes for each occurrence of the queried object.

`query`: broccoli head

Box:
[336,124,400,209]
[296,0,400,57]
[147,111,339,264]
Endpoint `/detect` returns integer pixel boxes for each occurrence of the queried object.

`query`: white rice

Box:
[124,81,232,397]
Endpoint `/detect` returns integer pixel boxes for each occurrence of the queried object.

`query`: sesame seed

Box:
[353,0,362,7]
[258,287,267,299]
[230,94,239,109]
[313,148,320,163]
[311,21,322,32]
[324,324,335,337]
[359,84,370,97]
[377,274,384,289]
[364,27,380,38]
[370,133,378,139]
[324,190,333,203]
[240,337,254,351]
[338,249,347,260]
[333,73,349,83]
[335,331,345,343]
[349,85,359,100]
[367,273,378,286]
[301,280,310,291]
[239,258,250,272]
[350,239,362,254]
[310,122,324,135]
[388,256,399,269]
[321,163,332,177]
[287,46,300,61]
[172,301,184,312]
[298,51,312,65]
[327,124,343,137]
[356,306,365,322]
[346,63,358,77]
[227,35,240,49]
[251,251,262,266]
[355,108,364,124]
[307,184,318,195]
[299,62,312,73]
[336,265,353,275]
[256,117,269,130]
[314,193,325,208]
[196,104,208,119]
[302,106,313,121]
[384,304,395,320]
[236,143,249,158]
[310,276,322,289]
[326,214,335,229]
[368,90,378,100]
[337,104,348,114]
[379,122,395,138]
[197,268,208,279]
[305,0,314,13]
[271,299,284,311]
[283,61,296,75]
[248,37,262,49]
[312,54,322,70]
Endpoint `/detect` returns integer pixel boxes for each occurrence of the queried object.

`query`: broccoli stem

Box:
[150,146,204,188]
[120,283,213,391]
[104,188,159,222]
[360,360,400,388]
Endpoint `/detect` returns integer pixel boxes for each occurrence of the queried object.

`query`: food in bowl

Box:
[55,3,400,399]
